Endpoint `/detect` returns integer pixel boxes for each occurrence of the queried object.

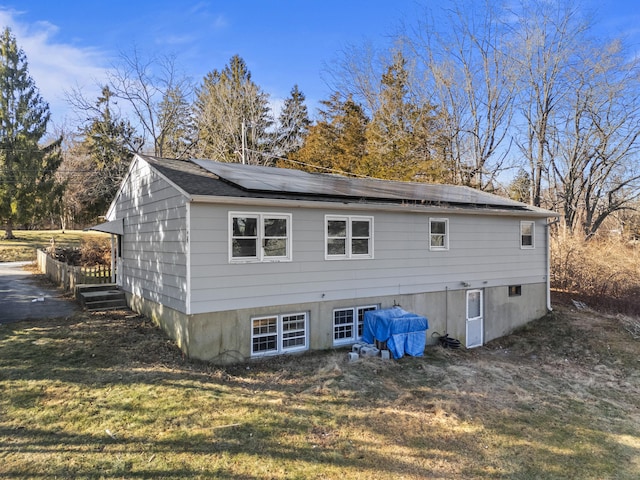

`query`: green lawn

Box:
[0,230,108,262]
[0,301,638,479]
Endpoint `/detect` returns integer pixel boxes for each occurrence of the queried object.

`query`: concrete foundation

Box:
[126,282,548,364]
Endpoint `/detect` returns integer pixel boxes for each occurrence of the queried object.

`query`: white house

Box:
[99,154,558,363]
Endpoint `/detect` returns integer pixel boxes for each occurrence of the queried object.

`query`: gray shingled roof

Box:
[141,155,557,216]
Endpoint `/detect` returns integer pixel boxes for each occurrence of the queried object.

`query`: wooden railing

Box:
[37,249,113,291]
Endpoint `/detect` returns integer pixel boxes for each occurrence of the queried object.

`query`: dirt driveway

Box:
[0,261,79,324]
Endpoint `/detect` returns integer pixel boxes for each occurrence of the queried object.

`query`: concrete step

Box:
[85,297,129,312]
[76,284,128,311]
[75,283,118,298]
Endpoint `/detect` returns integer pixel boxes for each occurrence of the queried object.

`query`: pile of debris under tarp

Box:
[349,307,429,361]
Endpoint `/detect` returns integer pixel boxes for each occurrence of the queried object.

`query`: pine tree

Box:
[194,55,273,164]
[508,168,532,203]
[291,93,368,175]
[363,52,443,181]
[77,87,142,220]
[0,27,62,238]
[274,85,310,159]
[158,85,196,159]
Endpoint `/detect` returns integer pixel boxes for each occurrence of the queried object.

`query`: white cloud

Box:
[212,14,228,30]
[0,8,111,129]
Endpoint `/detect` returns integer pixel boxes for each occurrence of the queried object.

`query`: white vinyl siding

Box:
[111,158,189,313]
[251,312,308,356]
[333,305,378,345]
[189,204,548,314]
[520,221,535,249]
[429,218,449,251]
[229,212,291,263]
[325,215,373,259]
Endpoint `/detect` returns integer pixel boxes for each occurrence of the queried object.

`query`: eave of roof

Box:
[189,193,557,218]
[139,155,558,218]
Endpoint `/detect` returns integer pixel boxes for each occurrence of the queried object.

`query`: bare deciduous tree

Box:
[107,49,195,157]
[67,49,195,158]
[408,0,517,190]
[547,39,640,236]
[509,0,589,207]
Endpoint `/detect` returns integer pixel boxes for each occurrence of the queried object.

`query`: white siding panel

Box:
[114,159,189,313]
[189,203,549,314]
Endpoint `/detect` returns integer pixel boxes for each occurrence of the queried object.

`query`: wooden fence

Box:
[37,249,113,292]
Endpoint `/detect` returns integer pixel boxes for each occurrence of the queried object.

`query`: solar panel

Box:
[192,158,526,208]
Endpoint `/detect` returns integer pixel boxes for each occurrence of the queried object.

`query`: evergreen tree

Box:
[363,52,443,181]
[158,85,196,159]
[63,86,138,224]
[292,93,368,175]
[0,27,62,238]
[194,55,273,164]
[274,85,310,158]
[508,168,531,203]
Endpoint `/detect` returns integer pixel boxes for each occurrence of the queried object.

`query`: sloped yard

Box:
[0,295,638,479]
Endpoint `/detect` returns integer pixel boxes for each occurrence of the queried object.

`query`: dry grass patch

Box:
[551,232,640,314]
[1,300,639,479]
[0,230,109,262]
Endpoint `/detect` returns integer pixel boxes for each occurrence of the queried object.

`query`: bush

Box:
[551,231,640,314]
[79,237,111,266]
[47,236,111,267]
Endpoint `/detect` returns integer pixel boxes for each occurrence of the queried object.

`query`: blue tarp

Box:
[362,308,428,359]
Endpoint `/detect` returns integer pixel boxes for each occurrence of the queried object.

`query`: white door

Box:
[466,289,483,348]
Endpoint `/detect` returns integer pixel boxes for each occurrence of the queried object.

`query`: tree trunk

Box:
[4,217,15,240]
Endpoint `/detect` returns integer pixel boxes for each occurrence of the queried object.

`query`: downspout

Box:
[546,219,559,312]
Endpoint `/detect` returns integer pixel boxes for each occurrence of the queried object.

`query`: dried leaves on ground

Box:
[0,297,639,479]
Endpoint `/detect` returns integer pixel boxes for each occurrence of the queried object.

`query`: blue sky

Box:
[2,0,640,131]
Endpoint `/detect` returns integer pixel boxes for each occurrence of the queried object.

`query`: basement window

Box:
[508,285,522,297]
[251,312,308,357]
[333,305,378,345]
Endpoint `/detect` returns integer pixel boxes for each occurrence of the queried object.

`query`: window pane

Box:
[253,336,277,352]
[352,238,369,255]
[357,306,377,337]
[263,238,286,257]
[351,220,370,237]
[431,234,444,247]
[334,309,354,340]
[521,223,533,236]
[283,313,305,327]
[233,238,257,257]
[282,314,306,349]
[328,220,347,237]
[253,317,277,335]
[431,221,446,235]
[522,235,533,247]
[264,218,287,237]
[252,317,278,354]
[334,310,353,325]
[328,238,346,255]
[468,292,481,318]
[283,335,305,348]
[233,217,257,236]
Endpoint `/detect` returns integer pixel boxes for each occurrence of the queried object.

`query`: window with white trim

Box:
[520,221,535,249]
[429,218,449,250]
[230,212,291,262]
[333,305,378,345]
[251,312,308,356]
[325,215,373,259]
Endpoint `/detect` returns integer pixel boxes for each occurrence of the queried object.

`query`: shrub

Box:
[551,230,640,314]
[79,237,111,266]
